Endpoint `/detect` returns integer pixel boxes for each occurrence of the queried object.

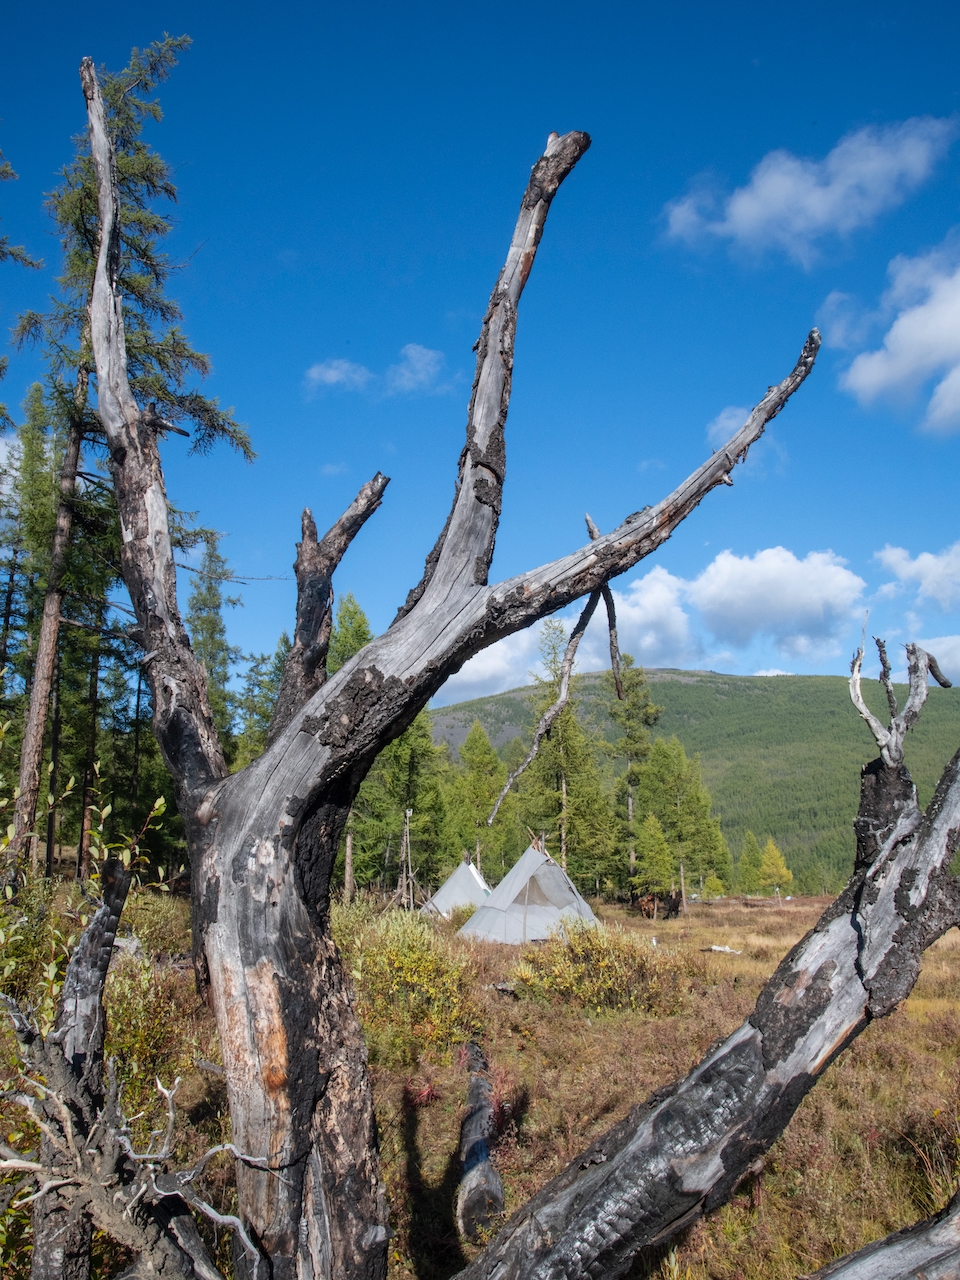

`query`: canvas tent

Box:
[456,845,597,944]
[421,859,491,918]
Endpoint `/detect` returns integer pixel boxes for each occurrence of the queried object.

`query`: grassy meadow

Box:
[3,889,960,1277]
[365,898,960,1280]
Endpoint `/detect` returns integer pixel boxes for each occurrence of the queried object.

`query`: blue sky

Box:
[3,1,960,704]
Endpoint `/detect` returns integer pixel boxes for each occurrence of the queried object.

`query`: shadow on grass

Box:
[402,1084,468,1280]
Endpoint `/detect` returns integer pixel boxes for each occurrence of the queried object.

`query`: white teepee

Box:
[421,859,491,918]
[456,845,597,944]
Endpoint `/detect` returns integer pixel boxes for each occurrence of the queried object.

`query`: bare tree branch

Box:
[395,130,591,618]
[487,592,600,824]
[586,513,623,698]
[270,472,389,738]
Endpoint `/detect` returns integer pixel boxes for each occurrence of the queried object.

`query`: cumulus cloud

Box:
[602,567,698,668]
[385,344,445,394]
[666,117,955,266]
[754,668,794,676]
[436,626,545,705]
[917,635,960,683]
[876,542,960,609]
[842,239,960,430]
[305,358,373,391]
[705,406,751,449]
[305,344,446,397]
[686,547,865,654]
[434,546,863,702]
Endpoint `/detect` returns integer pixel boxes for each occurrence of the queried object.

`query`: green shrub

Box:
[332,903,480,1067]
[512,921,698,1016]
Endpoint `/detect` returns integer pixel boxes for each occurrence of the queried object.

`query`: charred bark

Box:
[269,473,389,740]
[456,1043,505,1243]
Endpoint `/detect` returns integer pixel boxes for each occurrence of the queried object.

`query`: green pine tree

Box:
[328,593,373,674]
[233,633,291,769]
[737,831,763,895]
[633,736,731,891]
[445,720,521,881]
[185,533,241,751]
[631,813,673,896]
[519,620,617,891]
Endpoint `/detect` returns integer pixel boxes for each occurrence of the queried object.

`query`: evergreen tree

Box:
[445,720,521,880]
[519,620,617,891]
[631,813,673,896]
[633,736,731,890]
[605,653,662,885]
[328,593,373,674]
[759,837,793,896]
[8,37,254,871]
[348,711,448,893]
[233,633,291,769]
[0,144,41,426]
[737,831,763,895]
[185,533,241,750]
[702,872,725,899]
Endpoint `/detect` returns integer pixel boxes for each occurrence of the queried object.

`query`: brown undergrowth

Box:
[2,893,959,1278]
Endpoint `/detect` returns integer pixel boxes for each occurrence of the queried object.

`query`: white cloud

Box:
[754,668,794,676]
[305,343,446,398]
[602,567,698,668]
[686,547,865,654]
[320,462,347,476]
[917,635,960,683]
[876,542,960,609]
[304,358,373,391]
[842,239,960,431]
[706,406,751,449]
[434,546,866,703]
[385,344,444,394]
[666,118,955,266]
[438,627,545,704]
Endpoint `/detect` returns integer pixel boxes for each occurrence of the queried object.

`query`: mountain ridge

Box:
[430,669,960,892]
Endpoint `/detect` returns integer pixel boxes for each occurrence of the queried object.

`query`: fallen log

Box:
[456,1042,505,1243]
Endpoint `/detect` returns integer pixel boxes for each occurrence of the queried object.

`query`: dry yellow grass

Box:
[4,893,958,1278]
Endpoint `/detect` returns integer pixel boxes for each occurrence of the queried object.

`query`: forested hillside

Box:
[431,669,960,891]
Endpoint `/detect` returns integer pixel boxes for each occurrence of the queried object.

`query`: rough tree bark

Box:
[83,48,953,1279]
[10,418,83,876]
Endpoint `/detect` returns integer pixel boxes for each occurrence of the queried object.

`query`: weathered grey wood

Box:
[806,1193,960,1279]
[270,473,389,739]
[456,1042,505,1243]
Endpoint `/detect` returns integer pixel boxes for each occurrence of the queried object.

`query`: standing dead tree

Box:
[42,45,954,1280]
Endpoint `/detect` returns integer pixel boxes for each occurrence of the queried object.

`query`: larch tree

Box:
[758,835,793,895]
[8,36,251,876]
[737,828,764,894]
[606,653,662,877]
[14,55,960,1280]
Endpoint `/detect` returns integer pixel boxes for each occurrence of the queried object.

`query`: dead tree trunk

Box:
[80,51,833,1277]
[10,415,83,875]
[456,1042,505,1243]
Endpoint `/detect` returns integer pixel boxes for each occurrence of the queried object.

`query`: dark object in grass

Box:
[457,1042,505,1243]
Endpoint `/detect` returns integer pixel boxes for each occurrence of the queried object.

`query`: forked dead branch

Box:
[10,48,960,1280]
